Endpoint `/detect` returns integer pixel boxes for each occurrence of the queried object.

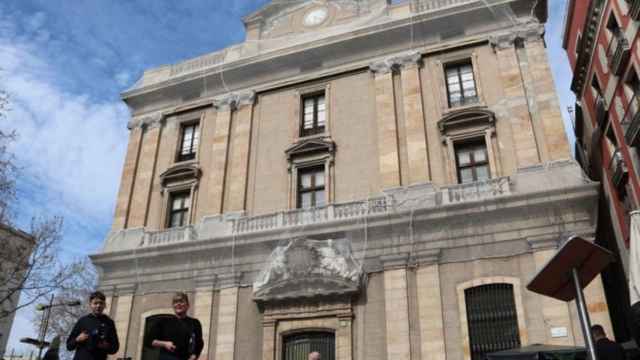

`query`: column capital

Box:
[116,283,137,296]
[489,32,517,51]
[213,91,255,111]
[517,22,545,43]
[195,275,218,291]
[527,234,560,251]
[127,111,164,130]
[217,272,243,288]
[413,248,441,266]
[369,59,395,74]
[380,253,409,270]
[394,51,422,69]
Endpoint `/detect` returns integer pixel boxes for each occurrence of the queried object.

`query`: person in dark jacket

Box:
[66,291,119,360]
[148,292,204,360]
[591,324,625,360]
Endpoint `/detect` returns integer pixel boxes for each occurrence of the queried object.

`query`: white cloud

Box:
[115,70,132,87]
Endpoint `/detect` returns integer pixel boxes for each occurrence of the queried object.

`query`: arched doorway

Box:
[282,331,335,360]
[141,314,174,360]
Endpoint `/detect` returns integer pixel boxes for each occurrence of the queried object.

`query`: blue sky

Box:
[1,0,573,353]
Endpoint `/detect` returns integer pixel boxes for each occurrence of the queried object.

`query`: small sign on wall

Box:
[551,327,568,338]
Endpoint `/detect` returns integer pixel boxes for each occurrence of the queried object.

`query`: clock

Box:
[303,8,328,27]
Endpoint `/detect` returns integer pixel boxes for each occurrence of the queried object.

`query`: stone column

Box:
[484,129,499,177]
[226,91,255,212]
[194,276,216,360]
[370,60,402,188]
[521,25,571,160]
[128,113,163,228]
[112,122,144,230]
[398,52,430,185]
[529,237,576,345]
[214,274,241,360]
[415,250,445,360]
[381,254,411,360]
[205,96,234,215]
[112,284,136,360]
[491,33,541,168]
[261,319,277,360]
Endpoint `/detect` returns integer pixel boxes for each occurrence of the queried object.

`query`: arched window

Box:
[465,284,520,360]
[282,331,335,360]
[141,314,174,360]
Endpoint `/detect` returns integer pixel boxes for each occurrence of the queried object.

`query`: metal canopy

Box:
[527,236,614,301]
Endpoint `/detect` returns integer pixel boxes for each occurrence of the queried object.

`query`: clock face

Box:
[303,8,328,27]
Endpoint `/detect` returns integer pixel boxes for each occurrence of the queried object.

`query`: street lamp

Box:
[24,295,82,360]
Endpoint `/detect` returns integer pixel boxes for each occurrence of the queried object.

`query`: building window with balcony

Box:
[301,92,326,137]
[168,191,190,228]
[445,60,478,108]
[177,122,199,162]
[465,284,521,360]
[297,166,325,208]
[624,68,640,146]
[455,141,490,184]
[606,13,630,75]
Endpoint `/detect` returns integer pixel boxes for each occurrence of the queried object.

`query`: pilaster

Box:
[398,52,430,184]
[112,124,144,230]
[490,33,541,168]
[214,285,239,360]
[414,250,445,360]
[370,60,401,188]
[112,284,136,360]
[226,91,256,212]
[128,112,163,227]
[261,319,277,360]
[206,96,234,215]
[381,254,411,360]
[194,276,216,360]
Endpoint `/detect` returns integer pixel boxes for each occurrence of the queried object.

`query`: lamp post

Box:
[28,295,81,360]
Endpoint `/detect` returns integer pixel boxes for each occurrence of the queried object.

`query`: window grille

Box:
[465,283,521,360]
[283,332,335,360]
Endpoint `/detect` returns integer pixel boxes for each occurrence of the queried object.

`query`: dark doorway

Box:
[282,331,335,360]
[141,314,174,360]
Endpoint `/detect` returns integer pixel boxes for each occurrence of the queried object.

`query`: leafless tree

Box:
[0,89,17,224]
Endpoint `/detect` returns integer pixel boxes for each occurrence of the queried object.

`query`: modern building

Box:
[92,1,612,359]
[563,0,640,342]
[0,223,35,356]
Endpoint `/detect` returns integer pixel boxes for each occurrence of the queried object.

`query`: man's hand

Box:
[163,341,176,352]
[76,331,89,343]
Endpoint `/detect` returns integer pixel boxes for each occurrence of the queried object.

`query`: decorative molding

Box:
[369,59,396,74]
[217,272,243,289]
[394,51,422,69]
[159,162,202,190]
[213,91,256,111]
[369,51,423,73]
[526,234,560,251]
[127,111,164,130]
[116,283,137,295]
[412,248,441,266]
[195,275,218,290]
[285,137,336,161]
[438,106,496,134]
[380,253,409,269]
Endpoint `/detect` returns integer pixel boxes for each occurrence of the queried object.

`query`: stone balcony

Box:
[101,160,592,253]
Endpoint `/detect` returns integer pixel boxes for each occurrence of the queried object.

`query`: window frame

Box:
[296,165,326,209]
[166,190,191,228]
[176,121,200,163]
[300,91,327,137]
[444,59,479,108]
[454,140,491,184]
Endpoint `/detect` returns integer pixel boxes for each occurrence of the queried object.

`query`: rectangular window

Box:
[455,141,490,184]
[168,191,190,228]
[445,60,478,108]
[300,92,326,137]
[297,166,325,208]
[177,122,199,162]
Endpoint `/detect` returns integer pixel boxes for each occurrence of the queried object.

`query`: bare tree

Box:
[0,85,86,324]
[31,259,97,360]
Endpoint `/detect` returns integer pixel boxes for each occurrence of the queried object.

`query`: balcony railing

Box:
[595,95,608,129]
[609,150,629,190]
[606,29,630,76]
[143,226,197,247]
[441,177,511,204]
[630,0,640,21]
[622,93,640,146]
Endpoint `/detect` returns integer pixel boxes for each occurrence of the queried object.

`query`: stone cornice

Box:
[489,23,545,51]
[380,253,409,269]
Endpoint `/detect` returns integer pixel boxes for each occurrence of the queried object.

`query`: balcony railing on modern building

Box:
[622,93,640,146]
[595,95,608,129]
[606,29,631,76]
[630,0,640,21]
[609,149,629,191]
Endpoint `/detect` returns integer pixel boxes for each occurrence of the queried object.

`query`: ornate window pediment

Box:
[253,238,362,303]
[438,106,495,134]
[159,163,201,190]
[285,137,336,161]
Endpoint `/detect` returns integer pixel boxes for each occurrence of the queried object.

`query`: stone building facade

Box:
[92,1,612,359]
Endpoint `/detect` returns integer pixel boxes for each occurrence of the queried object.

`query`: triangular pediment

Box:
[253,238,362,303]
[285,137,336,159]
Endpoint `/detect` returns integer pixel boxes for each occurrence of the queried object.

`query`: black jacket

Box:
[147,316,203,360]
[66,313,119,360]
[595,338,626,360]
